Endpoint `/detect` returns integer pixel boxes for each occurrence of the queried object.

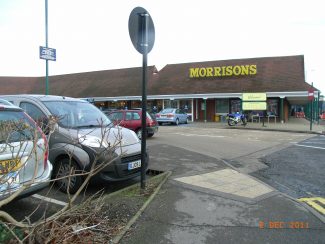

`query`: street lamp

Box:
[45,0,49,95]
[39,0,56,95]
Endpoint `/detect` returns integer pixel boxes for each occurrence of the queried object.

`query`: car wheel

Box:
[148,133,154,138]
[54,158,83,194]
[136,129,142,139]
[175,118,179,125]
[158,122,162,125]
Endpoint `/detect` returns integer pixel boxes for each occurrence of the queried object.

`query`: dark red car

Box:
[106,109,158,139]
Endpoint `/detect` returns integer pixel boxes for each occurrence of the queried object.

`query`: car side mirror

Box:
[37,116,60,136]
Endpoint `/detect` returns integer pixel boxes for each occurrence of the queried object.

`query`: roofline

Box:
[162,54,304,67]
[88,91,320,102]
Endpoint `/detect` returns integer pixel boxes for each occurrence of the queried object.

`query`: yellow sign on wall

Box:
[242,102,267,110]
[189,64,257,78]
[242,93,266,101]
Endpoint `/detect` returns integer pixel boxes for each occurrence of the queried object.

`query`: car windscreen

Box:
[43,101,111,129]
[0,111,38,143]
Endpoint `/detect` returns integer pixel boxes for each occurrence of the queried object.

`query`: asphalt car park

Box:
[251,135,325,199]
[1,176,142,222]
[2,124,325,224]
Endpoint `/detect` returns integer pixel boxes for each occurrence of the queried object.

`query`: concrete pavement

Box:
[188,117,325,135]
[120,144,325,244]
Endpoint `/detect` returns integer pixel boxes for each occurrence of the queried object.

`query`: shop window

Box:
[230,100,241,113]
[156,100,163,112]
[267,99,278,115]
[164,100,178,109]
[216,99,229,114]
[131,100,142,109]
[179,99,192,113]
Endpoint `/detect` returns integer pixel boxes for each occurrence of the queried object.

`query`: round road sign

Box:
[128,7,155,54]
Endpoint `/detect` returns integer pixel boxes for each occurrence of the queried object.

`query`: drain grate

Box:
[146,169,164,176]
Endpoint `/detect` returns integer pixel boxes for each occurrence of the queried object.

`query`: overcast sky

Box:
[0,0,324,94]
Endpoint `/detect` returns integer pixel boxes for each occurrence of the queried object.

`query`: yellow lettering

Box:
[214,67,221,76]
[189,64,257,78]
[221,66,226,76]
[206,67,213,77]
[241,65,249,75]
[249,64,257,75]
[233,66,241,76]
[199,68,207,77]
[189,68,199,78]
[226,66,233,76]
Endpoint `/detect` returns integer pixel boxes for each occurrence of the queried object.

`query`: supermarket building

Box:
[0,55,320,123]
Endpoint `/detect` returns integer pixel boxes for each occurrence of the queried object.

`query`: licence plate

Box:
[0,159,21,174]
[128,160,141,170]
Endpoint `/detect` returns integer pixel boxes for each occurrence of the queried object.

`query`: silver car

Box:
[156,108,188,125]
[0,102,53,201]
[1,95,148,194]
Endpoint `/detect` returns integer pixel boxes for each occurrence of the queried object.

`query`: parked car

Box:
[0,95,148,194]
[0,98,13,106]
[0,102,53,201]
[107,109,158,139]
[156,108,188,125]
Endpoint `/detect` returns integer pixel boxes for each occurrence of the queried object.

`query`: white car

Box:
[0,102,53,201]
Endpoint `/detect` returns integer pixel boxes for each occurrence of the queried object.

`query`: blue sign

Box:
[39,46,56,61]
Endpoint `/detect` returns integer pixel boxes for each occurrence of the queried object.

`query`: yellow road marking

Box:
[299,197,325,215]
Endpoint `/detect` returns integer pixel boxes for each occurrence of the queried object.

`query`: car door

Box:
[180,109,188,123]
[131,111,141,131]
[175,109,182,122]
[122,111,135,131]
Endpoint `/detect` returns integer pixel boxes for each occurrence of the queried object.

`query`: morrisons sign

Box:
[189,64,257,78]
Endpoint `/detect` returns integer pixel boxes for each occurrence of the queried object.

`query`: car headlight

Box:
[130,130,140,143]
[78,134,109,148]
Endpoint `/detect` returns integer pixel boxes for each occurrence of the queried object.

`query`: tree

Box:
[0,116,125,243]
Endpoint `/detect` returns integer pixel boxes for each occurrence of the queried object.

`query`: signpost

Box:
[128,7,155,189]
[39,46,56,61]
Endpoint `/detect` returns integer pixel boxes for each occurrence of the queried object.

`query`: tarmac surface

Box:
[121,119,325,244]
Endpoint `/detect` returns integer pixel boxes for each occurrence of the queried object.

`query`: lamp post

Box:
[45,0,49,95]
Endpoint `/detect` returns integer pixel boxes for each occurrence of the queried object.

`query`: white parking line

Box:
[32,194,67,206]
[294,144,325,150]
[302,141,325,144]
[174,133,226,138]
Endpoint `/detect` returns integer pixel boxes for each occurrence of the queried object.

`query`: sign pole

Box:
[128,6,155,191]
[140,13,149,190]
[45,0,49,95]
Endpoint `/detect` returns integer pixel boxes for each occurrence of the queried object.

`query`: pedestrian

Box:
[152,106,157,114]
